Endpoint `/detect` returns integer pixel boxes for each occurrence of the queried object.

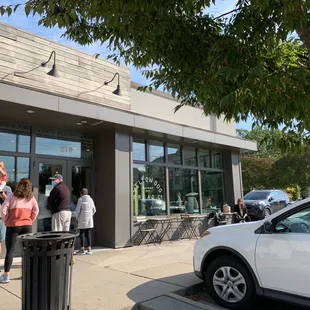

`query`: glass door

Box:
[68,161,93,234]
[34,158,66,232]
[68,162,93,212]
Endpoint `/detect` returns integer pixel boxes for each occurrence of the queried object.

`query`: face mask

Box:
[52,181,57,187]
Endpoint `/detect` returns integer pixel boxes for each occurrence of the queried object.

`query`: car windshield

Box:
[244,191,270,200]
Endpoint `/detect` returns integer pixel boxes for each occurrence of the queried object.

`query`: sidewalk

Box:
[0,240,204,310]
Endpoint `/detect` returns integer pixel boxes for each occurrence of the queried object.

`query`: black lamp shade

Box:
[47,64,59,78]
[113,85,122,96]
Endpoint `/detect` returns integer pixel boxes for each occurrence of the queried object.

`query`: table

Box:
[147,217,174,243]
[220,212,238,224]
[180,214,208,239]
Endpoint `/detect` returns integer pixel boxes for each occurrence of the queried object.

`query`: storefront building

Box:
[0,22,256,248]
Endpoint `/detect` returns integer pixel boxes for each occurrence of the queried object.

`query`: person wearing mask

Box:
[75,188,96,255]
[47,174,71,232]
[0,178,39,283]
[0,185,12,257]
[234,198,251,222]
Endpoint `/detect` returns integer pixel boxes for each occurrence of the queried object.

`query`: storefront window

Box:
[71,165,92,213]
[0,122,31,153]
[37,163,63,232]
[35,128,93,159]
[201,171,224,214]
[213,151,223,169]
[198,149,211,168]
[1,155,30,190]
[133,164,166,216]
[149,141,164,163]
[167,144,181,165]
[183,147,197,166]
[133,138,146,161]
[169,168,199,214]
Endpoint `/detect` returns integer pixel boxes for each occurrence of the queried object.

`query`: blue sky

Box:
[0,0,251,130]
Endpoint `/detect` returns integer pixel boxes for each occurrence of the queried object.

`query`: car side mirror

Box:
[268,197,273,202]
[264,221,274,233]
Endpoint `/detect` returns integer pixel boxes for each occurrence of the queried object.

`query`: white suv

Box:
[193,199,310,309]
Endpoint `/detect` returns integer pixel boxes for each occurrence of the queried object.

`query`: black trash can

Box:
[17,231,79,310]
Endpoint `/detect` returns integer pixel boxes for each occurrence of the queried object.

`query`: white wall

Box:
[216,115,237,136]
[131,85,236,136]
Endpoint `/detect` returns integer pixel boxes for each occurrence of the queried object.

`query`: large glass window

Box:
[199,149,211,168]
[132,137,225,216]
[1,155,30,190]
[71,165,92,208]
[133,164,166,216]
[201,171,224,214]
[149,141,164,163]
[37,163,63,232]
[212,151,223,169]
[167,144,181,165]
[0,122,31,153]
[169,168,199,214]
[35,128,93,159]
[133,138,146,161]
[183,147,197,166]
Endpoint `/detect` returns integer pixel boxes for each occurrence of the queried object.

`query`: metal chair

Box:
[180,214,200,239]
[136,216,160,246]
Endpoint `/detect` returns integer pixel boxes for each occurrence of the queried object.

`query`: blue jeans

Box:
[0,219,6,241]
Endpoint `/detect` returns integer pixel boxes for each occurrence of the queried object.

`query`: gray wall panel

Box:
[223,151,243,207]
[94,130,116,247]
[114,132,132,248]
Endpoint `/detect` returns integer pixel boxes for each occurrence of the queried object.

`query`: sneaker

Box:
[75,249,86,255]
[0,274,10,284]
[86,250,92,255]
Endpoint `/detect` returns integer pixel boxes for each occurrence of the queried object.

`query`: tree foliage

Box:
[237,127,282,157]
[240,126,309,197]
[241,156,275,193]
[1,1,310,147]
[270,150,310,196]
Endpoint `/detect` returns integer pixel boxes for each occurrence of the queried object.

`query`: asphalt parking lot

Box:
[189,288,307,310]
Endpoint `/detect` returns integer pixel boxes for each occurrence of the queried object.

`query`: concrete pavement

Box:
[0,240,204,310]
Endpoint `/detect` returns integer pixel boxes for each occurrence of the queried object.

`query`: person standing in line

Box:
[0,185,12,257]
[47,174,71,231]
[0,178,39,283]
[75,188,96,255]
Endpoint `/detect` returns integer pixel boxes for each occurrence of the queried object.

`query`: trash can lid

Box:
[17,231,79,241]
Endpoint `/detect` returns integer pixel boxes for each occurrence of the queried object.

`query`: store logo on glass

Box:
[134,176,162,193]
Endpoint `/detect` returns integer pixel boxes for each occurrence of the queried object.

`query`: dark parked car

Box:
[243,189,290,220]
[139,198,166,216]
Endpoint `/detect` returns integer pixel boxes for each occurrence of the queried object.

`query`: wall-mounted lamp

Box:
[104,72,122,96]
[41,51,59,78]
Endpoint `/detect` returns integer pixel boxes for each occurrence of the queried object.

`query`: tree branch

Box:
[212,5,250,20]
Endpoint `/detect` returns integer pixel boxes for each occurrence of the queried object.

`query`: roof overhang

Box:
[0,82,257,152]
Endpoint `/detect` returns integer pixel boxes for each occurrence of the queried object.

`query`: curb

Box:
[138,282,227,310]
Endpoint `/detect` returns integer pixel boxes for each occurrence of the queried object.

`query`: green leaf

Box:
[13,4,20,13]
[6,6,12,16]
[24,3,31,16]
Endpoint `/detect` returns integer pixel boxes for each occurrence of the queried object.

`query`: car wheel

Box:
[205,255,256,309]
[263,207,272,218]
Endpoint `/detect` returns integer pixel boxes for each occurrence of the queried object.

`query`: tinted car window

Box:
[270,192,279,200]
[244,191,270,200]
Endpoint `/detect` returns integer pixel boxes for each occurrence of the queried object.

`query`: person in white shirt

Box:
[75,188,96,255]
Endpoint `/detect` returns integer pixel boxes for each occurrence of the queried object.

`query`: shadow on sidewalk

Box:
[126,272,203,306]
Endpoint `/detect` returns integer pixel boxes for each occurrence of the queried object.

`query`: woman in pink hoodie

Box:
[0,178,39,284]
